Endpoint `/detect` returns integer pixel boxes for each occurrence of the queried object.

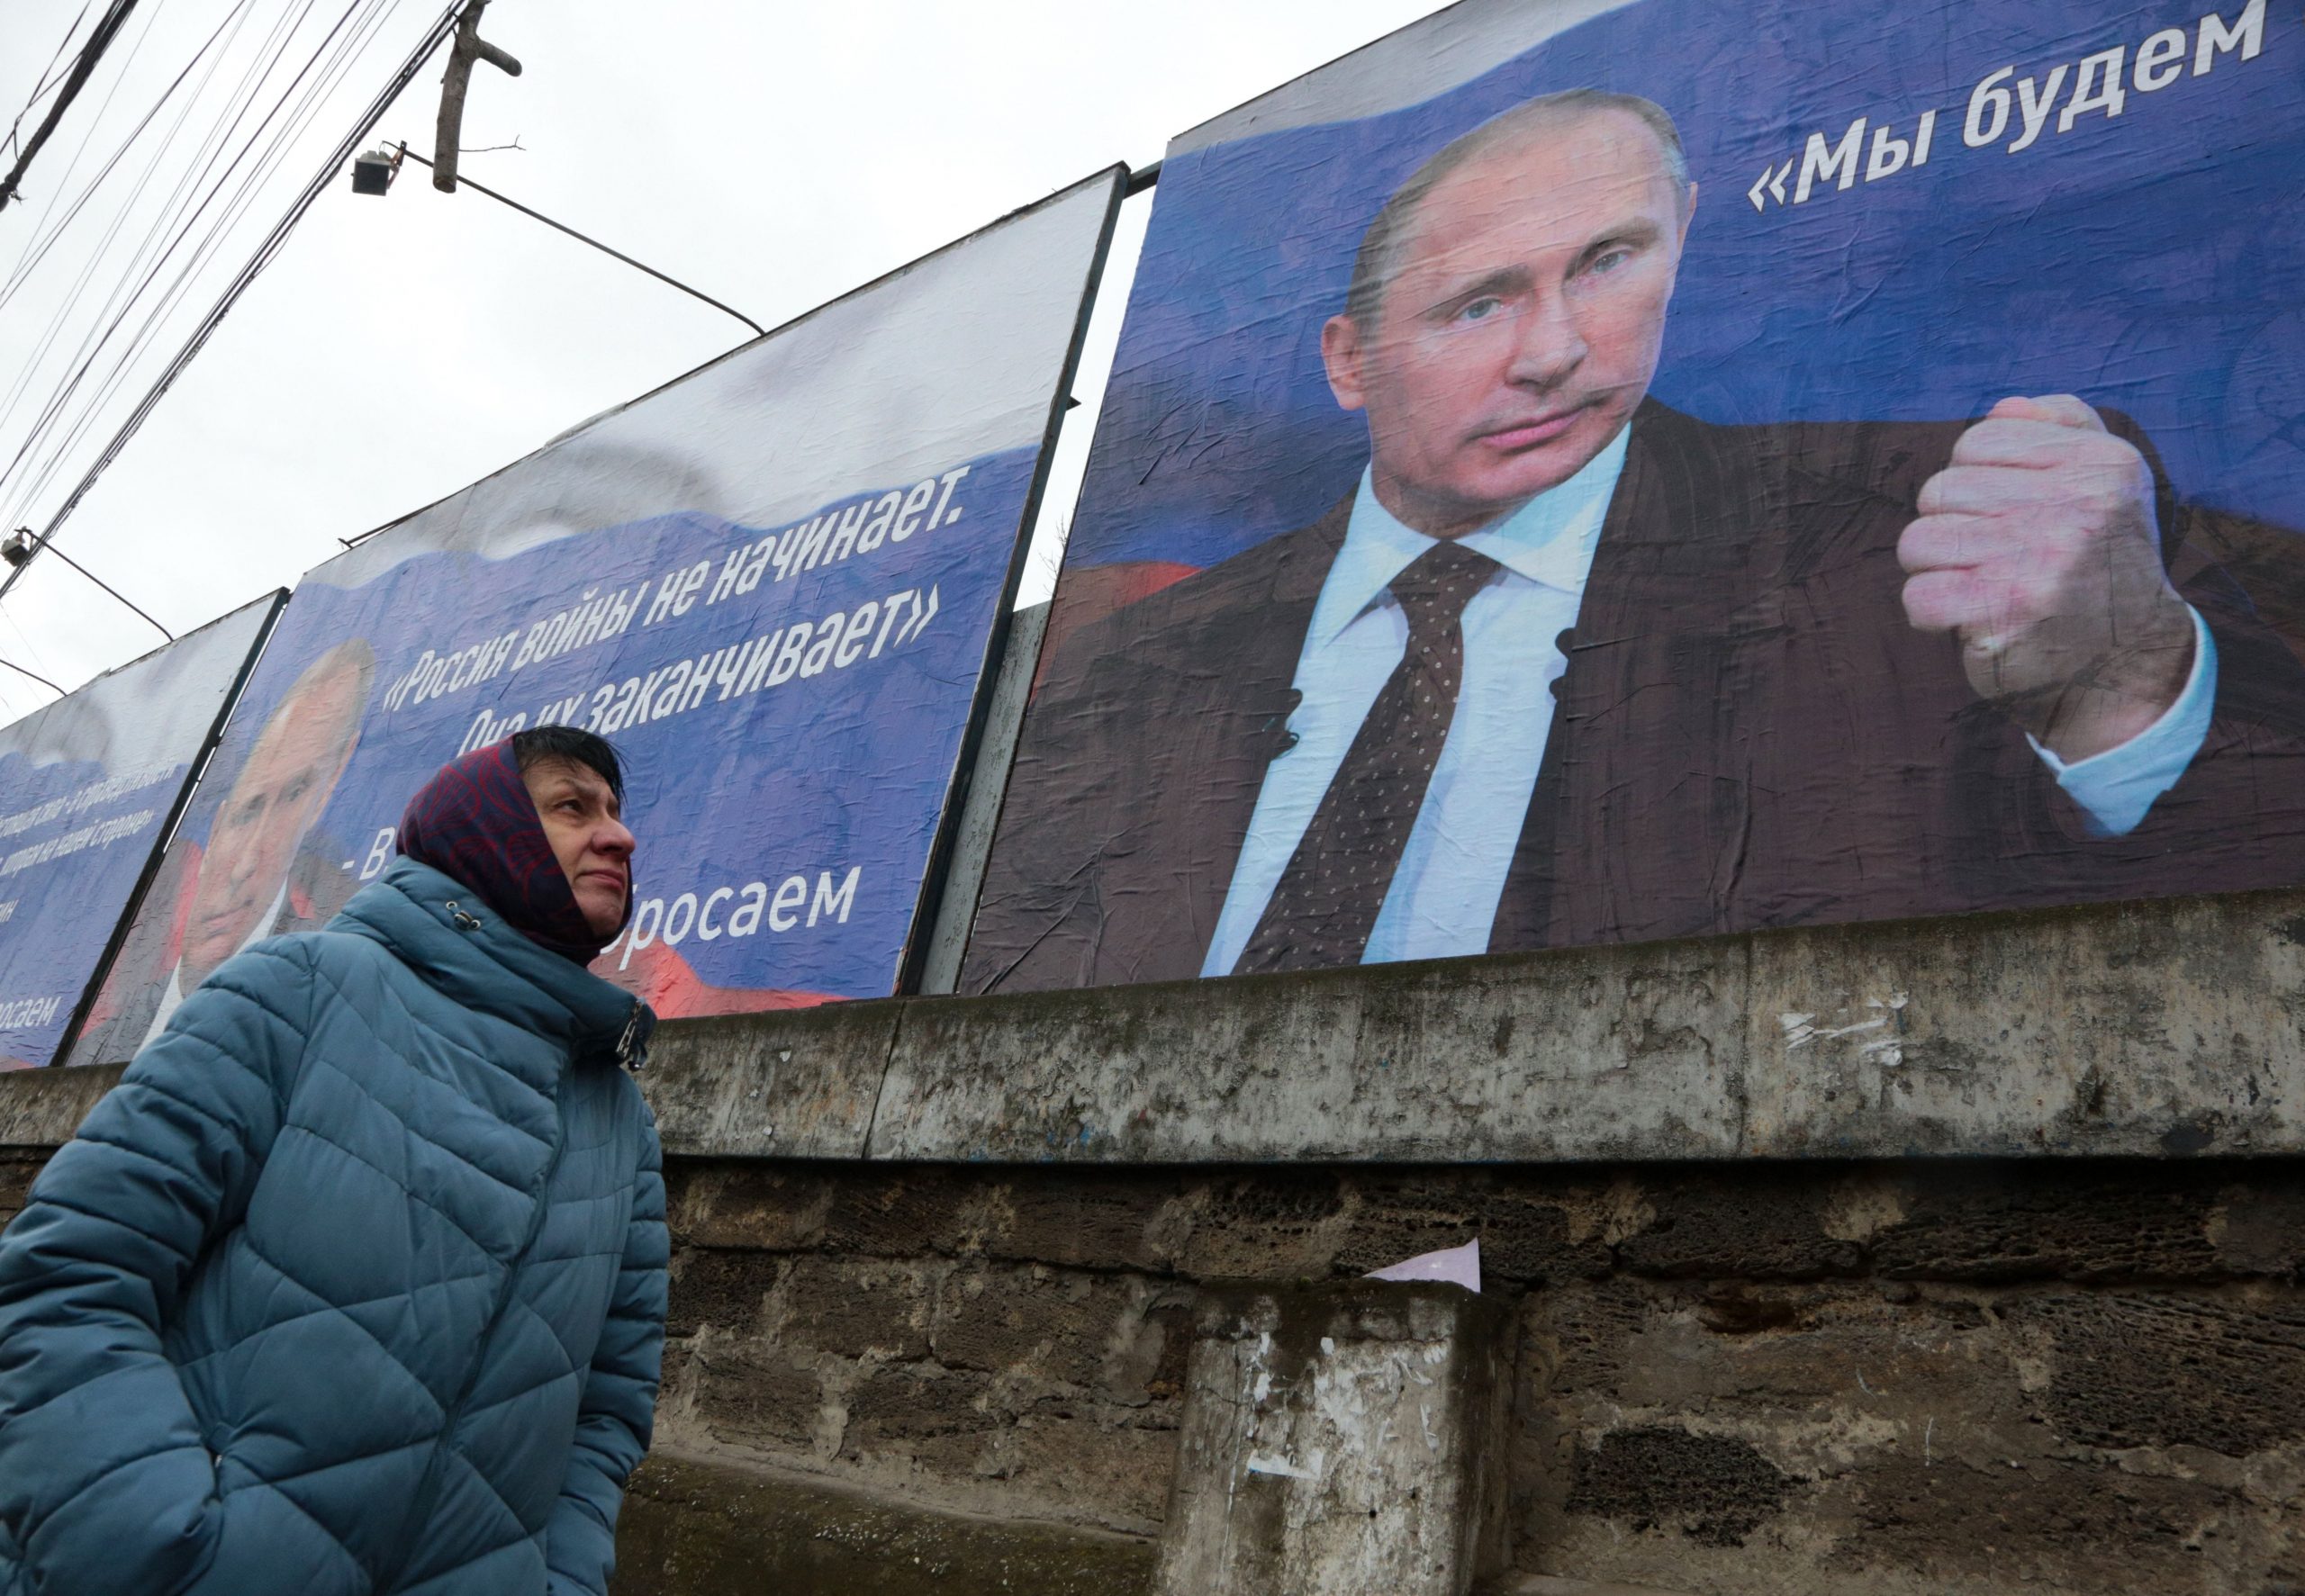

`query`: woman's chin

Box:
[574,891,627,941]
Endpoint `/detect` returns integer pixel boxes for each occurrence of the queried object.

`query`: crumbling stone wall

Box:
[0,1149,41,1236]
[5,1132,2301,1592]
[656,1157,2305,1596]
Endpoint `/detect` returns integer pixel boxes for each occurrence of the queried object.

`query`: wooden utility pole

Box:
[431,0,520,194]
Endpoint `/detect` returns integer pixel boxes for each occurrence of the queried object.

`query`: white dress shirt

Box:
[1202,433,2219,974]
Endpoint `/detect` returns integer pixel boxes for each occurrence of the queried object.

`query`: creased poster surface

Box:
[0,596,278,1068]
[70,173,1119,1064]
[967,0,2305,993]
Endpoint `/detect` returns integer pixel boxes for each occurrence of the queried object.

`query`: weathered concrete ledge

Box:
[7,885,2305,1161]
[640,885,2305,1163]
[0,1061,122,1148]
[610,1448,1154,1596]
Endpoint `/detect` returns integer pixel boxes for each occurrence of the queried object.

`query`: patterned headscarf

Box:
[397,741,630,963]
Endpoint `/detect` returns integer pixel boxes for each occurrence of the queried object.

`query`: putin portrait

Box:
[966,88,2305,994]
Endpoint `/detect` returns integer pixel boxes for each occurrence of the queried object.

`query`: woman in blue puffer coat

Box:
[0,727,665,1596]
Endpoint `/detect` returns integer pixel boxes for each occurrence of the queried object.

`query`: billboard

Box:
[0,595,280,1068]
[965,0,2305,992]
[72,170,1121,1064]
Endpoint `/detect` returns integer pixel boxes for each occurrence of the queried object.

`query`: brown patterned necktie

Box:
[1233,539,1500,974]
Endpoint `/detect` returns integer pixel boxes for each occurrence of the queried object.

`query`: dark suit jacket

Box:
[963,401,2305,994]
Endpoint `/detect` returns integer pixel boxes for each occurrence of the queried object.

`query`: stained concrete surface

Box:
[693,885,2305,1163]
[644,1158,2305,1595]
[1152,1282,1509,1595]
[635,1004,892,1159]
[610,1448,1154,1596]
[21,887,2305,1164]
[1741,889,2305,1158]
[0,1062,120,1147]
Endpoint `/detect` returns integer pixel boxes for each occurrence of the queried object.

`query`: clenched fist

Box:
[1899,394,2197,762]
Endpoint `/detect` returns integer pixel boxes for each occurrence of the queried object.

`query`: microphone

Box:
[1256,688,1305,762]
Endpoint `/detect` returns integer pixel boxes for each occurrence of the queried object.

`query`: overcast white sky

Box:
[0,0,1440,722]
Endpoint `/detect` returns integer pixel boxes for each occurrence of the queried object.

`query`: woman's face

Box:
[521,755,635,936]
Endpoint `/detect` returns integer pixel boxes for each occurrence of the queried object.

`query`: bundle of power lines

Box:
[0,0,462,691]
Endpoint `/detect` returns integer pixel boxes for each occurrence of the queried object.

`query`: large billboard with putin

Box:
[0,595,279,1068]
[69,172,1121,1063]
[964,0,2305,991]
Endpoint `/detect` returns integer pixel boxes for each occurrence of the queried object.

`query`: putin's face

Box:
[1323,109,1695,539]
[181,674,362,984]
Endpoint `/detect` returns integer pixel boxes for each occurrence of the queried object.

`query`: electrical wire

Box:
[0,0,173,414]
[0,0,410,527]
[0,0,246,458]
[1,0,168,284]
[0,1,466,612]
[22,0,408,504]
[0,0,264,491]
[32,540,170,639]
[0,0,263,310]
[0,0,148,212]
[0,8,389,541]
[0,604,62,710]
[0,0,336,512]
[0,0,398,504]
[2,2,99,165]
[393,144,767,338]
[1,0,336,481]
[0,0,359,555]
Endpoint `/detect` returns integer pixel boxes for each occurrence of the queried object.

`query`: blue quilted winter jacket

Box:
[0,856,667,1596]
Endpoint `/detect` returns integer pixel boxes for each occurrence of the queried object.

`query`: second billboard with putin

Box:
[74,172,1121,1062]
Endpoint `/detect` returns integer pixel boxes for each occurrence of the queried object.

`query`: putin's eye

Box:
[1584,247,1635,279]
[1451,295,1505,324]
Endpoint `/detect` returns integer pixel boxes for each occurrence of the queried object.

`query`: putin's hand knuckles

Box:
[1897,395,2171,665]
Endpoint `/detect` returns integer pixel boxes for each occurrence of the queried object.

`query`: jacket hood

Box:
[330,856,655,1067]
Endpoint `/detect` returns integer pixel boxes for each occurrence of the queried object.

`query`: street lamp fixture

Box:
[350,147,399,195]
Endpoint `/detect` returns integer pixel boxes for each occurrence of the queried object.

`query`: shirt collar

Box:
[236,880,288,960]
[1313,425,1632,648]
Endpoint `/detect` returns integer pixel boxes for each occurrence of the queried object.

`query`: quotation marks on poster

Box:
[1747,0,2268,213]
[456,584,945,755]
[380,464,973,719]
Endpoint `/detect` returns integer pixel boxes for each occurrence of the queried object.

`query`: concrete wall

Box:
[8,886,2305,1592]
[636,886,2305,1166]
